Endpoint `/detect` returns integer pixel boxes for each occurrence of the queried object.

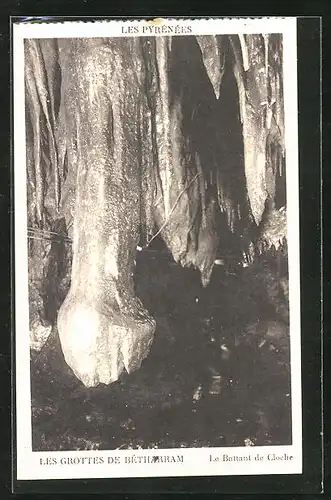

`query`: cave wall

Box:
[24,34,287,352]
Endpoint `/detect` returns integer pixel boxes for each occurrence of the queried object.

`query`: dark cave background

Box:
[30,35,291,451]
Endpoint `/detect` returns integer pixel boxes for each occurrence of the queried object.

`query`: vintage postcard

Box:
[13,17,302,481]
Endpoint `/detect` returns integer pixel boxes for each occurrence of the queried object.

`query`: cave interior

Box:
[29,35,291,451]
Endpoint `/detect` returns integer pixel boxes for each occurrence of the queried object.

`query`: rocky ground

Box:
[30,245,291,451]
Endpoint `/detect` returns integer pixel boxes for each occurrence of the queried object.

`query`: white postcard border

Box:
[13,17,302,481]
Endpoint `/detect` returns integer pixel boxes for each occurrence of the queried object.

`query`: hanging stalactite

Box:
[196,35,225,100]
[25,38,63,351]
[228,34,285,229]
[149,36,220,287]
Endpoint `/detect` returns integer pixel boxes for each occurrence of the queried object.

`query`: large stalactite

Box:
[150,36,220,286]
[230,34,285,233]
[25,34,287,385]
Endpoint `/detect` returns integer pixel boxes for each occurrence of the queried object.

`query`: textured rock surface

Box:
[25,39,61,351]
[230,34,285,226]
[193,34,286,253]
[196,35,225,100]
[31,247,291,451]
[151,37,220,286]
[25,34,287,386]
[56,38,156,387]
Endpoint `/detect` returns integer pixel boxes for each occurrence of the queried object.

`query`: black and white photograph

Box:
[13,17,302,480]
